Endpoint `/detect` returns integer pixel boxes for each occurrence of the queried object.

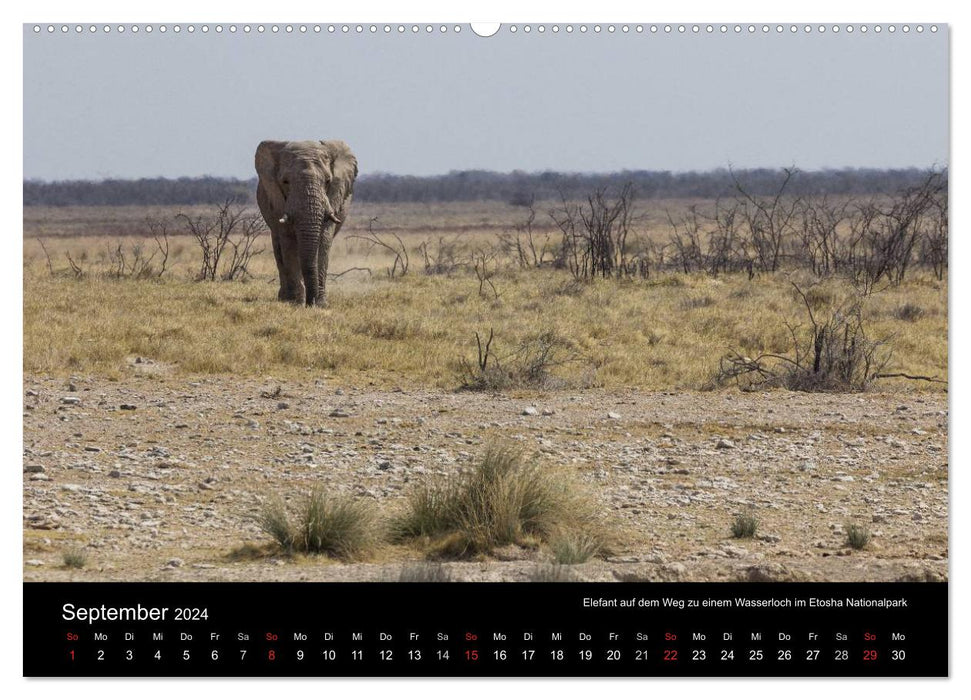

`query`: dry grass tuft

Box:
[392,444,611,558]
[258,488,379,561]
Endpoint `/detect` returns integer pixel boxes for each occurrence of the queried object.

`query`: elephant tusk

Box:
[278,214,289,224]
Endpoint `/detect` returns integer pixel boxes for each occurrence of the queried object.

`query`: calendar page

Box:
[22,18,948,678]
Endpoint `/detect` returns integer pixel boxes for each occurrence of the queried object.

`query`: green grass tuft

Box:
[731,512,760,539]
[845,522,871,550]
[62,546,88,569]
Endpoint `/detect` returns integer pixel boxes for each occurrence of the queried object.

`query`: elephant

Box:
[255,140,358,306]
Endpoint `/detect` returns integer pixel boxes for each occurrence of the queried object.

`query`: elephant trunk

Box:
[293,187,327,306]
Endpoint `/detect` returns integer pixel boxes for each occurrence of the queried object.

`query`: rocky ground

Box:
[23,373,948,582]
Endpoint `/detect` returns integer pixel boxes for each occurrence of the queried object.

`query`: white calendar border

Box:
[3,0,962,696]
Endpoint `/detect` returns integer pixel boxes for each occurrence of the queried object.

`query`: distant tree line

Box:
[24,167,945,207]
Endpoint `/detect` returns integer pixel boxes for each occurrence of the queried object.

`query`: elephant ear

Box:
[321,140,358,217]
[255,140,287,215]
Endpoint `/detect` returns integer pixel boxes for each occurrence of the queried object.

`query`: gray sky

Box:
[23,25,948,179]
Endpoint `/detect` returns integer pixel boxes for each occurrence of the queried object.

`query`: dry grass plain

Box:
[23,200,948,582]
[23,201,947,391]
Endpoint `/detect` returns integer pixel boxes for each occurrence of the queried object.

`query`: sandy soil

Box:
[23,373,948,583]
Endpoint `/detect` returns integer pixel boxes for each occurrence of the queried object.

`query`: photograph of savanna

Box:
[23,24,947,583]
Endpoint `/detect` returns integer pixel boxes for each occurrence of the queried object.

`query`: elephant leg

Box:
[276,227,304,303]
[269,226,288,299]
[314,229,333,307]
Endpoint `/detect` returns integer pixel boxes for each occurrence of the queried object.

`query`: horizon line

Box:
[22,163,950,184]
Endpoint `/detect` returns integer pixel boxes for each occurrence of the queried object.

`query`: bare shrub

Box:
[64,251,86,279]
[731,166,801,273]
[457,328,580,391]
[498,200,553,269]
[471,247,501,301]
[418,235,464,275]
[349,217,409,279]
[795,197,851,277]
[146,216,171,278]
[846,172,947,291]
[550,183,639,280]
[36,238,54,276]
[716,282,891,392]
[106,240,160,279]
[666,206,705,274]
[177,200,266,281]
[919,186,948,281]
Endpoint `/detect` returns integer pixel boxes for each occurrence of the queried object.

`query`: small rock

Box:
[120,404,137,411]
[335,388,345,396]
[746,563,795,582]
[522,406,538,416]
[83,446,101,453]
[108,469,122,478]
[716,438,735,449]
[25,559,45,567]
[25,389,39,397]
[329,409,350,418]
[661,562,687,579]
[277,402,290,410]
[541,408,556,416]
[378,461,392,471]
[607,411,622,420]
[721,544,748,558]
[60,397,81,405]
[166,558,184,568]
[24,464,45,474]
[774,426,786,434]
[246,419,260,428]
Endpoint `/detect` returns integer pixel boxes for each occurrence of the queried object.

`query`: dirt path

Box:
[23,374,948,582]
